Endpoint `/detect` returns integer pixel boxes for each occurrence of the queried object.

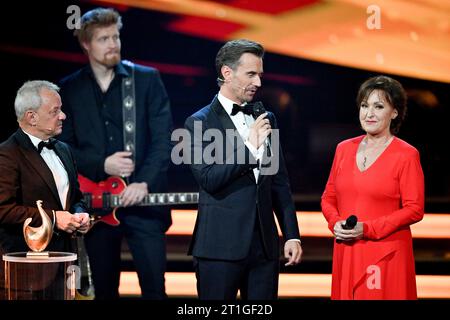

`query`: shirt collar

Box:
[218,92,248,116]
[85,61,129,78]
[22,129,46,149]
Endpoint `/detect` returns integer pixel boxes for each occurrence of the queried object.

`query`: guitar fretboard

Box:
[110,192,199,207]
[83,192,199,209]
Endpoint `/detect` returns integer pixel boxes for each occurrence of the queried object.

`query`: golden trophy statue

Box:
[23,200,54,256]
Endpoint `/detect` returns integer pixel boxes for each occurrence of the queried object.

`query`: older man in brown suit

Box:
[0,81,90,298]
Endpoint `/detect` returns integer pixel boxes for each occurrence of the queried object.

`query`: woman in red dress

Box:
[321,76,424,299]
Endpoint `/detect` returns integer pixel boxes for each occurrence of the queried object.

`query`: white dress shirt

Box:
[218,92,264,182]
[24,130,69,209]
[217,94,301,245]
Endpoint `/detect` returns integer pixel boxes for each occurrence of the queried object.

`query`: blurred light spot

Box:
[328,34,339,44]
[375,53,384,65]
[410,31,419,42]
[353,27,364,37]
[216,9,227,18]
[437,20,449,32]
[387,10,400,20]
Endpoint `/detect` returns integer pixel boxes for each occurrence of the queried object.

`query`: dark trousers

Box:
[85,213,167,299]
[194,224,279,300]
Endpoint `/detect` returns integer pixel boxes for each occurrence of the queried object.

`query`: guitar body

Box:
[78,175,127,226]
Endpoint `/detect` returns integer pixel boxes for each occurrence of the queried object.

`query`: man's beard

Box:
[102,52,121,68]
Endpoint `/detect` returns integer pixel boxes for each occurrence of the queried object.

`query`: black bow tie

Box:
[37,139,57,153]
[231,103,255,116]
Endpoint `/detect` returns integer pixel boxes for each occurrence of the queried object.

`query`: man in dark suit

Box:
[0,80,90,297]
[184,39,302,300]
[58,8,173,299]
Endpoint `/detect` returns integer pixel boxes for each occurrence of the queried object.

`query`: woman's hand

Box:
[334,221,364,241]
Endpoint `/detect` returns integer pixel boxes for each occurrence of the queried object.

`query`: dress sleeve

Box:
[321,144,343,233]
[363,148,424,240]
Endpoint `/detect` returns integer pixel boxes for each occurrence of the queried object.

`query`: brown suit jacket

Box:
[0,129,86,254]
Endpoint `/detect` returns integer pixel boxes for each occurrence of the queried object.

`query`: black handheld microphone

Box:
[342,215,358,230]
[252,102,271,157]
[336,215,358,243]
[253,101,266,118]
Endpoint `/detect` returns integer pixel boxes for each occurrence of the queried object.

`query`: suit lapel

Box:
[257,146,269,185]
[210,97,256,183]
[211,97,238,140]
[14,130,62,208]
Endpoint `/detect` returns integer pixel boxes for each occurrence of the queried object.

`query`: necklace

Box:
[361,135,392,169]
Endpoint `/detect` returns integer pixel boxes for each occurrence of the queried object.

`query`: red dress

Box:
[321,136,424,299]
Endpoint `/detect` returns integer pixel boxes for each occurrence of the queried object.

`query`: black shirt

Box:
[87,63,129,157]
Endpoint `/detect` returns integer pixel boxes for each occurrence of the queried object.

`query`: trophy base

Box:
[3,252,77,299]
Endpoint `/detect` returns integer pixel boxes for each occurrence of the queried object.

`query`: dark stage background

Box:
[1,0,448,213]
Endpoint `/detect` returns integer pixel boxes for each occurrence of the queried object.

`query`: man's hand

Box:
[74,212,91,234]
[284,240,302,266]
[55,211,82,234]
[248,113,271,149]
[120,182,148,207]
[104,151,135,177]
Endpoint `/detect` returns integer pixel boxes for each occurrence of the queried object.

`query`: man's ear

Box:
[24,110,37,126]
[221,65,232,83]
[81,41,90,53]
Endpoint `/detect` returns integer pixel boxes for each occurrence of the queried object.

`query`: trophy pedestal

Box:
[2,252,77,300]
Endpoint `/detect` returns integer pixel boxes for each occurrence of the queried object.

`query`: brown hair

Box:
[356,75,407,134]
[74,8,122,45]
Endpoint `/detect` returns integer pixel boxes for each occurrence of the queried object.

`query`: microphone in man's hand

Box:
[336,215,358,243]
[253,101,266,118]
[252,102,271,157]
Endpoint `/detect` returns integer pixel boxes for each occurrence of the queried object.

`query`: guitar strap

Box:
[121,60,136,183]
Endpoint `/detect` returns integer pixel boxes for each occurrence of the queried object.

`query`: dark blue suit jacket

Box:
[185,96,300,261]
[58,61,173,228]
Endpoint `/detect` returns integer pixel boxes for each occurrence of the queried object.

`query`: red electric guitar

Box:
[78,175,199,226]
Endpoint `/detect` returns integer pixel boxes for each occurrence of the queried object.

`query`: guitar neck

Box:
[109,192,199,207]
